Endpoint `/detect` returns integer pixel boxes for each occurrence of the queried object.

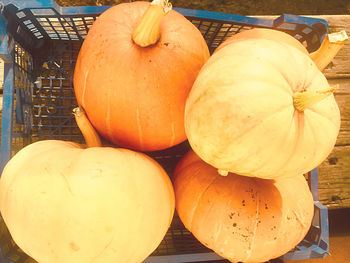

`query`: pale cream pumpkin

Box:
[185,37,340,179]
[173,151,314,262]
[215,28,309,55]
[0,108,175,263]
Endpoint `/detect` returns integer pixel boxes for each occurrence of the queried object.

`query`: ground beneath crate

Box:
[54,0,350,15]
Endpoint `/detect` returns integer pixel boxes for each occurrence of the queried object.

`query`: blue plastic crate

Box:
[0,1,329,262]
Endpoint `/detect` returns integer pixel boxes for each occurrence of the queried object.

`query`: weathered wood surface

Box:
[319,146,350,209]
[331,79,350,147]
[314,15,350,209]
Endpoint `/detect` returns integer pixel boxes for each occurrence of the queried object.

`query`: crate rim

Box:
[0,0,329,60]
[0,0,329,39]
[0,0,330,24]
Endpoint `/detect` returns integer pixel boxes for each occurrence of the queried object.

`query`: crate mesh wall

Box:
[189,19,254,52]
[31,41,83,143]
[12,42,33,156]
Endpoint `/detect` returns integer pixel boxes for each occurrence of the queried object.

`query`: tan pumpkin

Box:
[0,108,175,263]
[185,34,340,179]
[74,0,209,151]
[217,28,349,73]
[215,28,308,54]
[173,151,314,263]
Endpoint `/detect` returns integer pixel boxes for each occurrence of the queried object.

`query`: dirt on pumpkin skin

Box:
[55,0,350,15]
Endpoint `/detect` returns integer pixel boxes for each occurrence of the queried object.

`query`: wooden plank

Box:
[319,145,350,209]
[330,78,350,146]
[319,79,350,209]
[312,16,350,209]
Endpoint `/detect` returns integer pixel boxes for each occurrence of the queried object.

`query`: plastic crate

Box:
[0,1,329,262]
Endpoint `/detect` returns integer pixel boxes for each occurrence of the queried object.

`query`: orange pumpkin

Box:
[74,0,209,151]
[173,151,314,263]
[0,108,175,263]
[215,28,308,54]
[185,33,340,179]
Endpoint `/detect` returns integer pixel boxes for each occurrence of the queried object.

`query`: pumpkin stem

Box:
[132,0,172,47]
[293,85,338,112]
[310,30,348,71]
[218,169,229,176]
[73,107,102,148]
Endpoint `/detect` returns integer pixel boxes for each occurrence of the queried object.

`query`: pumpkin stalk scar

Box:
[293,85,338,111]
[132,0,172,47]
[151,0,172,12]
[218,169,229,176]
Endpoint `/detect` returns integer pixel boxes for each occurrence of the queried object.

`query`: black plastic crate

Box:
[0,1,330,262]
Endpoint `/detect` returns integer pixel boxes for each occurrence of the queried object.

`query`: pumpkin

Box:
[215,28,308,54]
[173,151,314,263]
[217,28,349,73]
[185,34,340,179]
[74,0,210,152]
[0,107,175,263]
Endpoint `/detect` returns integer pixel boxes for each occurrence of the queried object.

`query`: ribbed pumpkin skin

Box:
[215,28,309,54]
[185,38,340,179]
[0,140,175,263]
[173,151,314,263]
[74,1,210,151]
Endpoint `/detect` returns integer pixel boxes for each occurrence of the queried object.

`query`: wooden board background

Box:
[315,16,350,209]
[0,15,349,209]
